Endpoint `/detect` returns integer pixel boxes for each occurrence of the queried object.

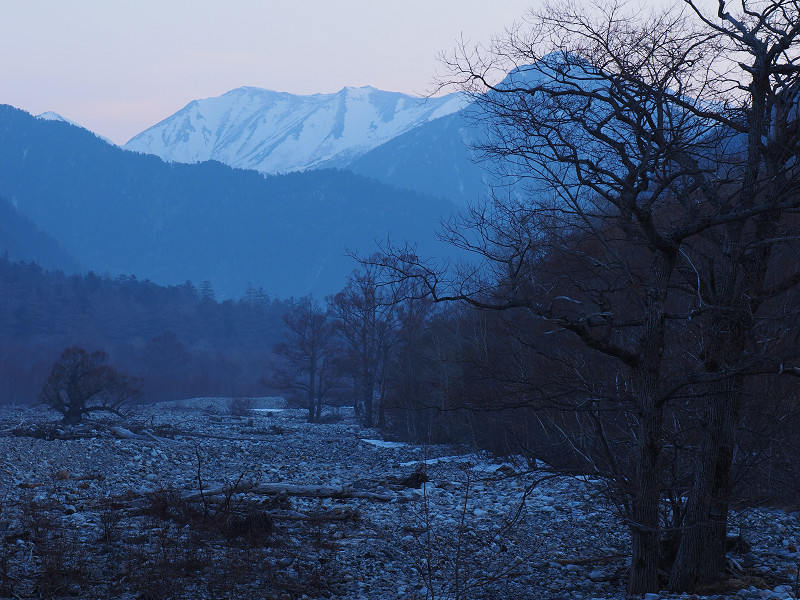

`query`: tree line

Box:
[0,257,288,404]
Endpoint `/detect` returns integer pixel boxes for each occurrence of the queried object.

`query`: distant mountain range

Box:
[0,83,505,296]
[123,86,489,205]
[125,86,465,170]
[0,105,461,299]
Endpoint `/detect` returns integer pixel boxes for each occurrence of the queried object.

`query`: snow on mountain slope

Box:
[36,111,116,145]
[124,86,467,173]
[36,111,71,123]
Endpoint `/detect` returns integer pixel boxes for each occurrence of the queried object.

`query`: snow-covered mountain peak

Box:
[36,111,70,122]
[35,111,116,145]
[123,85,467,173]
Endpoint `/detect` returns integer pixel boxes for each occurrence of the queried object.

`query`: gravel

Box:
[0,400,797,599]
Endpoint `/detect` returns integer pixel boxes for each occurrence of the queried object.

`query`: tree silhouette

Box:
[370,0,800,592]
[329,263,400,427]
[40,347,142,425]
[272,297,339,422]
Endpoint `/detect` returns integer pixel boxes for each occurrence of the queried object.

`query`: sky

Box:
[0,1,535,145]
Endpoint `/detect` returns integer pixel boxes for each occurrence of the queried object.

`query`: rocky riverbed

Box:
[0,399,798,599]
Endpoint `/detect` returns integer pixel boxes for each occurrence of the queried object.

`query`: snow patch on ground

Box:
[360,438,408,449]
[400,455,475,467]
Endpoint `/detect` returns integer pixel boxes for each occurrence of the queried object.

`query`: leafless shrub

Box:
[22,499,89,597]
[400,463,535,600]
[224,510,274,544]
[0,502,13,597]
[144,486,195,522]
[98,498,121,546]
[229,396,256,416]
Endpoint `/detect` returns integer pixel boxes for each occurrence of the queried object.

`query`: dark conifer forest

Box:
[0,256,287,404]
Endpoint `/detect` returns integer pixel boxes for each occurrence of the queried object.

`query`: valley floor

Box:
[0,400,797,599]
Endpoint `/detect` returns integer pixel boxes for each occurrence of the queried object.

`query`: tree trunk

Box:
[186,482,395,502]
[672,215,751,590]
[362,372,375,427]
[672,56,788,591]
[668,398,720,590]
[376,358,388,429]
[628,249,676,595]
[307,360,317,423]
[628,404,665,595]
[63,406,83,426]
[706,440,735,576]
[670,378,741,591]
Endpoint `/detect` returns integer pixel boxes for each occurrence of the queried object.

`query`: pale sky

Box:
[0,1,535,144]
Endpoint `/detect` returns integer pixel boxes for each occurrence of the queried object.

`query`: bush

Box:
[228,397,256,416]
[40,347,141,425]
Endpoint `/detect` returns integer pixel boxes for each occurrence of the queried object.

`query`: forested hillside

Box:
[0,257,288,404]
[0,195,80,272]
[0,105,459,298]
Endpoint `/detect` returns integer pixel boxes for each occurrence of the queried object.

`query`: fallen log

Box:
[108,426,152,441]
[86,497,361,523]
[185,482,395,502]
[269,507,358,521]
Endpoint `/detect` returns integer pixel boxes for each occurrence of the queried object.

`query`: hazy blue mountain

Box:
[0,105,460,299]
[124,86,466,173]
[346,111,490,205]
[346,63,596,204]
[0,195,81,272]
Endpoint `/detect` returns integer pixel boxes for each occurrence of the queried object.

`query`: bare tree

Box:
[436,7,722,593]
[328,263,398,427]
[370,0,800,593]
[382,282,445,441]
[667,1,800,589]
[272,296,339,422]
[40,347,141,425]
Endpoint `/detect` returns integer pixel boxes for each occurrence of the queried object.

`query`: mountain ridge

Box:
[124,85,467,175]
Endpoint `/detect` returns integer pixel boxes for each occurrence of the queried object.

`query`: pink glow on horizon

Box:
[0,0,533,144]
